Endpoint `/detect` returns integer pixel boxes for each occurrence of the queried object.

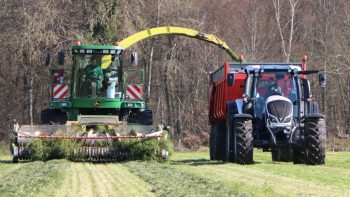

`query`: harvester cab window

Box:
[74,54,120,98]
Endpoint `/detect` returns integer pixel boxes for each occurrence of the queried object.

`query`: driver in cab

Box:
[83,56,104,96]
[264,78,282,99]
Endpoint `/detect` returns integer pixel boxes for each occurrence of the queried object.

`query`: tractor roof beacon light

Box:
[302,55,307,71]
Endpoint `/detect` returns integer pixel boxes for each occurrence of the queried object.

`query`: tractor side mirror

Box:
[301,78,312,99]
[45,52,51,66]
[58,51,65,66]
[131,51,138,66]
[319,73,326,88]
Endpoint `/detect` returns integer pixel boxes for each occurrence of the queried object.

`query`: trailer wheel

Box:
[210,124,217,160]
[272,148,293,162]
[305,118,326,165]
[210,122,226,161]
[233,118,253,164]
[216,122,226,161]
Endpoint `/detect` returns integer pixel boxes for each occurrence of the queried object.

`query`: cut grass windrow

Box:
[125,161,245,197]
[0,159,68,197]
[55,162,155,197]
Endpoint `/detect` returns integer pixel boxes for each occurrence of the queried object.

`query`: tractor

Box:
[209,56,327,165]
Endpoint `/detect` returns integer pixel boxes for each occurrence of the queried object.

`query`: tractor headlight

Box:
[269,116,278,123]
[284,116,291,123]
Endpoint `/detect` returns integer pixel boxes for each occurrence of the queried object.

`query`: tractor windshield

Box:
[73,54,121,98]
[253,71,299,119]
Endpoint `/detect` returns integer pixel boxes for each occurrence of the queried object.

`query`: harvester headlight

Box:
[79,49,85,53]
[86,49,92,54]
[103,50,109,54]
[110,50,116,54]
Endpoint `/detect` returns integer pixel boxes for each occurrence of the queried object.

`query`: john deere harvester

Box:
[11,43,170,162]
[11,26,239,162]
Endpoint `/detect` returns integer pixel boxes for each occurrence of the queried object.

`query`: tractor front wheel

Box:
[305,118,326,165]
[233,118,253,164]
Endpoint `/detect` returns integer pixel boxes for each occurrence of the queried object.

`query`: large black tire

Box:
[41,108,67,124]
[293,148,306,164]
[210,124,216,160]
[128,109,153,125]
[226,119,234,162]
[272,148,293,162]
[233,118,253,164]
[210,122,226,161]
[305,118,326,165]
[216,122,226,161]
[12,157,18,163]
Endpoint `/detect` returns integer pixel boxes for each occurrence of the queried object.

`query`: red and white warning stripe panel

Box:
[126,84,143,100]
[53,84,69,99]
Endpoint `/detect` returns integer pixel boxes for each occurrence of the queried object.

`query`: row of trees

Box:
[0,0,349,146]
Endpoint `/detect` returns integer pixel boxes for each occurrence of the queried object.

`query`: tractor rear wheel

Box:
[233,118,253,164]
[12,157,18,163]
[271,148,293,162]
[305,118,326,165]
[293,148,306,164]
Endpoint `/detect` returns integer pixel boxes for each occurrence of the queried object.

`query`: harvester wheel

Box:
[233,118,253,164]
[305,118,326,165]
[41,108,67,124]
[271,148,293,162]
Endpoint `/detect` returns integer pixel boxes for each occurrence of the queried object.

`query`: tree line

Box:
[0,0,349,148]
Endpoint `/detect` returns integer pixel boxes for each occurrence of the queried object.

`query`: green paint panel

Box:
[72,98,122,108]
[49,100,72,108]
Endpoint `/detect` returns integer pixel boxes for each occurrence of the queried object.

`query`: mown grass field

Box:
[0,150,349,197]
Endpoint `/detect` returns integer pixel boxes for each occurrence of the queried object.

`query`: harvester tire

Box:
[271,148,293,162]
[305,118,326,165]
[233,118,253,164]
[41,108,67,124]
[293,148,306,164]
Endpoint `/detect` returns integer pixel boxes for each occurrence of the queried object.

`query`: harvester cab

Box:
[11,44,168,162]
[209,58,326,165]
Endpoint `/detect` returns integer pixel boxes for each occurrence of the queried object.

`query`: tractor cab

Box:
[244,65,302,121]
[242,63,321,147]
[71,46,124,99]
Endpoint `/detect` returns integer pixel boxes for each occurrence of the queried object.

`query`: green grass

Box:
[168,150,350,197]
[0,150,349,197]
[0,159,69,197]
